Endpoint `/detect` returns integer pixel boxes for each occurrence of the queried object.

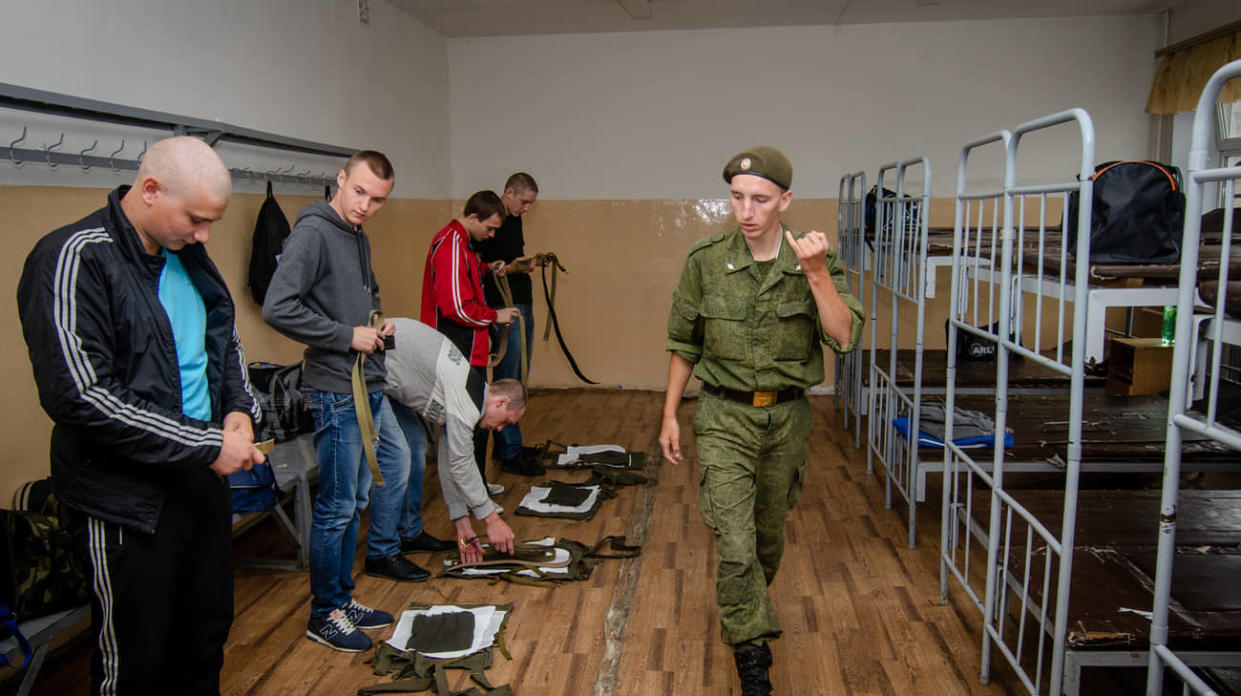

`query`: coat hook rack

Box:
[43,133,64,169]
[108,139,125,173]
[79,140,98,171]
[9,126,26,166]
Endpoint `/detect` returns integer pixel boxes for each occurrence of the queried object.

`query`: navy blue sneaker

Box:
[343,599,394,629]
[306,608,372,652]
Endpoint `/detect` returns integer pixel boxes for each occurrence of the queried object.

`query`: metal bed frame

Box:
[939,108,1099,696]
[864,158,930,548]
[835,171,868,450]
[1147,58,1241,696]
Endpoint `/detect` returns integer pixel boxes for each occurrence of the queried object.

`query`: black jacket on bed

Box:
[17,186,260,534]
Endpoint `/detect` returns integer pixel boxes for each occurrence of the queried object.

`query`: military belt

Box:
[702,383,803,408]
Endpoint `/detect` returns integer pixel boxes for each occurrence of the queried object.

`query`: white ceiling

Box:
[387,0,1182,38]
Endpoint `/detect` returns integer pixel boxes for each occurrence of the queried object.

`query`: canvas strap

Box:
[352,310,385,486]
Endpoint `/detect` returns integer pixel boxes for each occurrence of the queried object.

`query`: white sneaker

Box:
[487,482,504,496]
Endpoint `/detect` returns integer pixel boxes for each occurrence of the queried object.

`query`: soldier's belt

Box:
[702,383,803,408]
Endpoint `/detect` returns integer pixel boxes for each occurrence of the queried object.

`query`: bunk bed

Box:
[938,94,1241,695]
[864,157,933,547]
[1147,57,1241,696]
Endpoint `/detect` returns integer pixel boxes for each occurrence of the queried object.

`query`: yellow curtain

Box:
[1146,30,1241,115]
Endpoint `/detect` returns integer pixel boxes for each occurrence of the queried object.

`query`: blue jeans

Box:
[303,388,409,615]
[489,302,534,460]
[392,404,428,540]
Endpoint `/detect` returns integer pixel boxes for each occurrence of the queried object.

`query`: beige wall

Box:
[1,185,850,501]
[0,186,450,504]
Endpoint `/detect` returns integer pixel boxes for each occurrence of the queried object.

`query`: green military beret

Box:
[722,146,792,191]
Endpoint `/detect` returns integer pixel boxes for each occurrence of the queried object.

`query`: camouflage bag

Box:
[0,478,90,666]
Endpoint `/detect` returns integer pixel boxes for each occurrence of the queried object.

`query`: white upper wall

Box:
[448,15,1162,198]
[0,0,450,198]
[1168,0,1241,43]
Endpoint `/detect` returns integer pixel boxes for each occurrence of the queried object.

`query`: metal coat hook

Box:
[108,140,125,173]
[44,133,65,169]
[79,140,98,171]
[9,126,27,166]
[136,140,148,164]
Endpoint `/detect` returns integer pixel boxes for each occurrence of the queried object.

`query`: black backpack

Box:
[247,361,314,443]
[1066,160,1185,264]
[247,182,292,305]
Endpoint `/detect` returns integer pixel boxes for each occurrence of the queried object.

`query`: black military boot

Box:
[732,643,773,696]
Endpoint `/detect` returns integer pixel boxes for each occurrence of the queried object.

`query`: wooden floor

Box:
[15,390,1039,696]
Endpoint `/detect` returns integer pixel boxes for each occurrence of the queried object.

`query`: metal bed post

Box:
[1147,58,1241,696]
[939,131,1010,605]
[870,164,899,509]
[900,157,930,550]
[978,109,1095,693]
[837,171,868,453]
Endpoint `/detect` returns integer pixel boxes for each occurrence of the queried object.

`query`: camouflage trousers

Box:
[693,393,812,646]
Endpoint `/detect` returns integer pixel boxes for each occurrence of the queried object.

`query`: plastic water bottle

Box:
[1161,305,1177,345]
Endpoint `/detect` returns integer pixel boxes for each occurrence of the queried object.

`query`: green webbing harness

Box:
[352,309,386,486]
[437,536,641,588]
[361,602,515,696]
[535,440,647,471]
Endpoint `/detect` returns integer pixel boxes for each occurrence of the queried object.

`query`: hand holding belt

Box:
[352,309,386,486]
[702,383,803,408]
[487,271,528,384]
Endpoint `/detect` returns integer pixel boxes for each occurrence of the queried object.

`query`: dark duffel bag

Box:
[1066,160,1185,264]
[247,361,314,443]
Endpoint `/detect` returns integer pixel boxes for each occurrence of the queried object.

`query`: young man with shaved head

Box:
[659,147,863,696]
[18,136,264,695]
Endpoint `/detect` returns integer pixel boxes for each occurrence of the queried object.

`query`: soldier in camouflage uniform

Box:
[659,146,863,696]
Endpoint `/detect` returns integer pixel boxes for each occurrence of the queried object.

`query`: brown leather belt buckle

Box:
[752,391,776,408]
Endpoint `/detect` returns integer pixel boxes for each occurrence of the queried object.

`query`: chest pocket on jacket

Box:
[774,300,816,360]
[701,295,749,360]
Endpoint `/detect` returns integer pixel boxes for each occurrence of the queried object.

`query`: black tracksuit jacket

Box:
[17,186,259,533]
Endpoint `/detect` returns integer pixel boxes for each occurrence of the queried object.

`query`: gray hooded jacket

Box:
[262,200,385,394]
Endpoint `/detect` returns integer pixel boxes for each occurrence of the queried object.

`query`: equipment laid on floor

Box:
[536,442,645,470]
[439,536,640,587]
[361,602,514,696]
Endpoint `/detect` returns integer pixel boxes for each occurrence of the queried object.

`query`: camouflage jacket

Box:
[665,225,863,392]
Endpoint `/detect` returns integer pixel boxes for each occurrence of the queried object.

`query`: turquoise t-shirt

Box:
[159,251,211,420]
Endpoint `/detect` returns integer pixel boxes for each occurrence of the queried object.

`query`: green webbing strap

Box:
[352,309,386,486]
[538,254,598,385]
[486,271,528,384]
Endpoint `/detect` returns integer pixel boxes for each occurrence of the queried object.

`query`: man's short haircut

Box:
[490,378,527,411]
[344,150,395,181]
[464,190,505,222]
[504,172,538,195]
[137,136,231,202]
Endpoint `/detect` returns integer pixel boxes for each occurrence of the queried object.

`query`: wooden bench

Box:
[0,603,89,696]
[231,434,318,571]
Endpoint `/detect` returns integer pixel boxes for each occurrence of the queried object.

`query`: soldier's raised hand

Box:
[785,229,831,274]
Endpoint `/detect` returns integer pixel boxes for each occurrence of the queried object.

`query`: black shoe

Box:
[733,643,773,696]
[400,531,456,554]
[364,554,430,582]
[499,454,545,477]
[493,445,543,462]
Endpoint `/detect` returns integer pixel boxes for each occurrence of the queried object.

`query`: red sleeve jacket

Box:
[421,220,497,367]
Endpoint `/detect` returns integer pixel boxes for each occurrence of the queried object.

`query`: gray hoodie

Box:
[262,200,385,394]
